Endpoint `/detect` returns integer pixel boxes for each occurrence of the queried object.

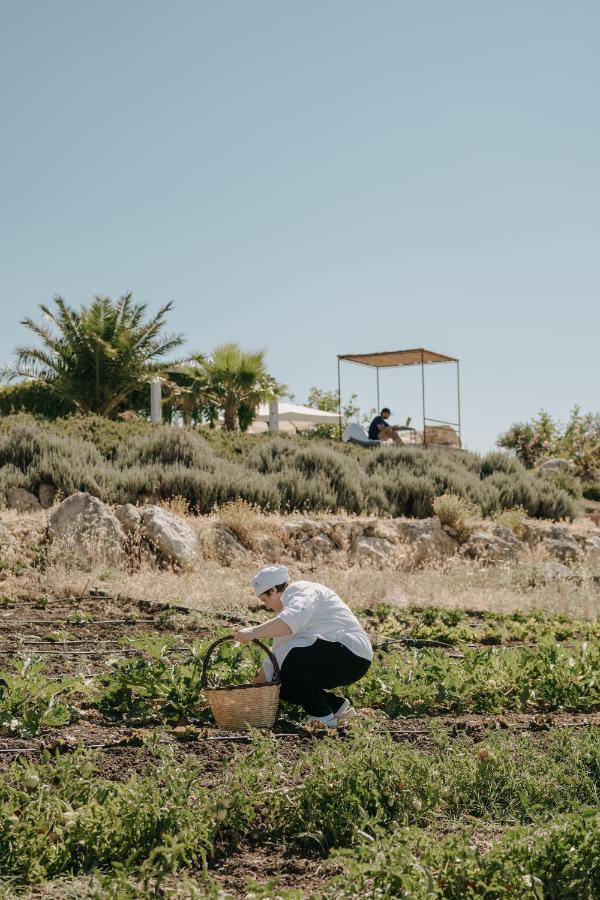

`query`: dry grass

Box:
[383,557,600,619]
[1,509,598,624]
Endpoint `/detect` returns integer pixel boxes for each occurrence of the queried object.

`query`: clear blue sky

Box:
[1,1,598,451]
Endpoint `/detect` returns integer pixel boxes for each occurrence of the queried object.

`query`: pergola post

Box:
[337,356,342,440]
[420,349,426,447]
[456,360,462,447]
[376,368,380,412]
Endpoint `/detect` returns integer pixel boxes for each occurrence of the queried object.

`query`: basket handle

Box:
[201,635,281,688]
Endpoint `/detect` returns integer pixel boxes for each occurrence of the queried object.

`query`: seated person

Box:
[368,407,403,444]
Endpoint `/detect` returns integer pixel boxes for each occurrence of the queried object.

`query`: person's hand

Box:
[234,627,256,643]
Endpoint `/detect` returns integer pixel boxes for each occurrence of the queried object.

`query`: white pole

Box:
[268,397,280,432]
[150,379,162,423]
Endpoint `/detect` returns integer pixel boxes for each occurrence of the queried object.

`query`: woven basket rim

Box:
[204,680,281,694]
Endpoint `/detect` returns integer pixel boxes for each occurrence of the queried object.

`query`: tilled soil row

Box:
[1,709,599,777]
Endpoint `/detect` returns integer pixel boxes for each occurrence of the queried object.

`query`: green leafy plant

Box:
[0,657,83,737]
[350,639,600,716]
[329,808,600,898]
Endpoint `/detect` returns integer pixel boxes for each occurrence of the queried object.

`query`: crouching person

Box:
[233,565,373,729]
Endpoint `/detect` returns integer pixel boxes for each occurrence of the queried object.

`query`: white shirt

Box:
[261,580,373,681]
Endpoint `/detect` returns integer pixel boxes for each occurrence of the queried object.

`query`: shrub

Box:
[115,426,216,470]
[0,382,75,418]
[433,493,478,542]
[492,505,528,538]
[0,415,578,520]
[583,480,600,502]
[216,499,263,548]
[49,414,155,459]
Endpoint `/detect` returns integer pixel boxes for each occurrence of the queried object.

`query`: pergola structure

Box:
[337,348,461,447]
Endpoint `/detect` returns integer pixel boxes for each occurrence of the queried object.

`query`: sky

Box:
[1,1,598,452]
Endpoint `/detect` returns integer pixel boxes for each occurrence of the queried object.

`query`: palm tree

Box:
[3,295,184,418]
[183,343,281,431]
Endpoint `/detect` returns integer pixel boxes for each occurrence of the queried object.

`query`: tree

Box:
[497,407,600,475]
[305,386,363,440]
[183,343,282,431]
[2,295,184,418]
[496,410,558,468]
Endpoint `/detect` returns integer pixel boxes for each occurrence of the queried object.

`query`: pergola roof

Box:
[338,348,457,368]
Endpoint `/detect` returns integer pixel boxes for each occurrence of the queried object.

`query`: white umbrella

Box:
[248,401,339,433]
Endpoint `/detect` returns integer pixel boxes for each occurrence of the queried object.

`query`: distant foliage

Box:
[498,406,600,475]
[0,416,578,520]
[2,295,184,418]
[0,382,74,418]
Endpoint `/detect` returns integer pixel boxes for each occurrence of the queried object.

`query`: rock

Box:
[352,535,400,566]
[362,521,400,542]
[0,522,17,550]
[288,518,322,538]
[538,458,576,473]
[252,533,284,558]
[536,560,581,583]
[330,520,361,550]
[309,533,335,554]
[38,484,57,509]
[394,518,457,566]
[573,533,600,564]
[140,505,199,569]
[281,522,309,542]
[541,537,584,565]
[212,524,249,565]
[114,504,142,532]
[48,492,126,562]
[465,524,524,563]
[6,487,40,513]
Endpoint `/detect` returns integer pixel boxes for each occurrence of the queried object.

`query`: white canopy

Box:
[247,401,339,434]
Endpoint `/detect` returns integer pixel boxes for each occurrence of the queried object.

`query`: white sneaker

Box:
[304,713,338,729]
[333,699,357,723]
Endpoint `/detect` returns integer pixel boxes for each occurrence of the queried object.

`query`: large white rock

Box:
[352,535,401,566]
[139,505,199,569]
[48,492,126,562]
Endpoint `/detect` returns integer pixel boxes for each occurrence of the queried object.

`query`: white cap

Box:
[252,565,289,597]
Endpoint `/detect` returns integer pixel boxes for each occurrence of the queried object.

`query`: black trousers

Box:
[279,639,371,717]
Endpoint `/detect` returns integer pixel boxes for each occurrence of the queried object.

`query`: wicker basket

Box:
[201,636,281,731]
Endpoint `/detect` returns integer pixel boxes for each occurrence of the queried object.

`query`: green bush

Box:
[114,427,216,470]
[0,416,578,520]
[0,382,75,418]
